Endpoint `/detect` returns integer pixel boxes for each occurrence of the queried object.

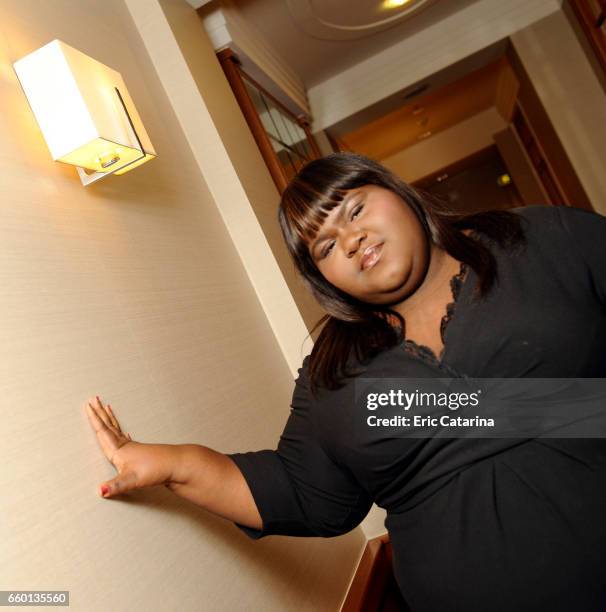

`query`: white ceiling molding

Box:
[285,0,439,41]
[308,0,562,132]
[200,0,310,116]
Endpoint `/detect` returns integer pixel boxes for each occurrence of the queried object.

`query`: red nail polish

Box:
[101,485,109,496]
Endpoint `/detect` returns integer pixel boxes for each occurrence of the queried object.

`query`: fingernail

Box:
[101,485,109,497]
[96,395,100,402]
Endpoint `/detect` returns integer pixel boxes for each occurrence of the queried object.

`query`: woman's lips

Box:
[360,243,383,270]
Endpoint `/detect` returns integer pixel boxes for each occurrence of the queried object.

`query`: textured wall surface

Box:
[0,1,365,610]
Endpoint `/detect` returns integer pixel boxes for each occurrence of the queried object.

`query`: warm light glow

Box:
[383,0,413,8]
[13,40,155,183]
[58,138,145,173]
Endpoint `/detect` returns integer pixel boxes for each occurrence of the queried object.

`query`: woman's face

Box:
[307,184,430,305]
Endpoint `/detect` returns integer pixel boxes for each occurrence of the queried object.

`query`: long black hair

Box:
[278,152,526,395]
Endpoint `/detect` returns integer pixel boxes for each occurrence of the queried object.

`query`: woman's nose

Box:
[345,230,366,257]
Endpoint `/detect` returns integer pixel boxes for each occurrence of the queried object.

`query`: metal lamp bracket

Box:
[77,87,148,186]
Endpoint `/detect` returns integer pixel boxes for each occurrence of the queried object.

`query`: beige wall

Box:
[512,9,606,215]
[127,0,324,367]
[382,108,507,183]
[0,1,364,610]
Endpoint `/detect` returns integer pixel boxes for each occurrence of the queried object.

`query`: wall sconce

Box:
[13,39,156,186]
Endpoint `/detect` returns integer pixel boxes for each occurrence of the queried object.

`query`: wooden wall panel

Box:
[511,9,606,213]
[343,61,500,160]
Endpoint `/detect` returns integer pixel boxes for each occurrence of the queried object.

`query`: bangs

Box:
[281,180,354,249]
[278,153,390,258]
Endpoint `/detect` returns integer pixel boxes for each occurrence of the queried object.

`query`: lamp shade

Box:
[13,39,155,180]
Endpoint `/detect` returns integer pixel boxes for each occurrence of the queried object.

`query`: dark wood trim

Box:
[325,131,344,153]
[565,0,606,80]
[510,103,566,205]
[563,0,606,92]
[493,126,551,206]
[238,69,306,126]
[217,48,323,192]
[505,43,594,211]
[238,71,320,166]
[217,49,288,192]
[341,534,392,612]
[299,116,323,158]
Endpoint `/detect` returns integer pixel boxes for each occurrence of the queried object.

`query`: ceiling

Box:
[281,0,440,40]
[192,0,515,148]
[328,39,508,136]
[225,0,483,87]
[341,58,505,159]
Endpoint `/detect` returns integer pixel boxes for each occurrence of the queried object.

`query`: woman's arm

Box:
[168,444,262,530]
[86,352,374,541]
[84,396,262,530]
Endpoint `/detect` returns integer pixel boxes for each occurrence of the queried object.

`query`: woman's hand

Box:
[84,396,178,498]
[85,397,263,529]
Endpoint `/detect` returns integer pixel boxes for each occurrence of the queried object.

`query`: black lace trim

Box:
[402,260,469,370]
[440,260,469,344]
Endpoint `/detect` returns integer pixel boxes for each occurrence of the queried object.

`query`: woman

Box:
[85,153,606,611]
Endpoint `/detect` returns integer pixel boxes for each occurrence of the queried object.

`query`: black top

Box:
[227,205,606,612]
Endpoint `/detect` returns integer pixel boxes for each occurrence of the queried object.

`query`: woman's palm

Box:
[84,396,172,497]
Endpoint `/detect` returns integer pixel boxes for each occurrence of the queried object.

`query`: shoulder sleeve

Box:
[225,356,374,539]
[554,206,606,305]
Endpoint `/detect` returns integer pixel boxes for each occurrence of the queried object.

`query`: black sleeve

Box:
[226,356,374,539]
[555,205,606,305]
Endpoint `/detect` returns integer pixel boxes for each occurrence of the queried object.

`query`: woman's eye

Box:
[322,242,335,258]
[351,205,363,220]
[320,204,363,258]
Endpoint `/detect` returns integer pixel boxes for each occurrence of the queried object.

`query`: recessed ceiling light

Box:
[383,0,413,8]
